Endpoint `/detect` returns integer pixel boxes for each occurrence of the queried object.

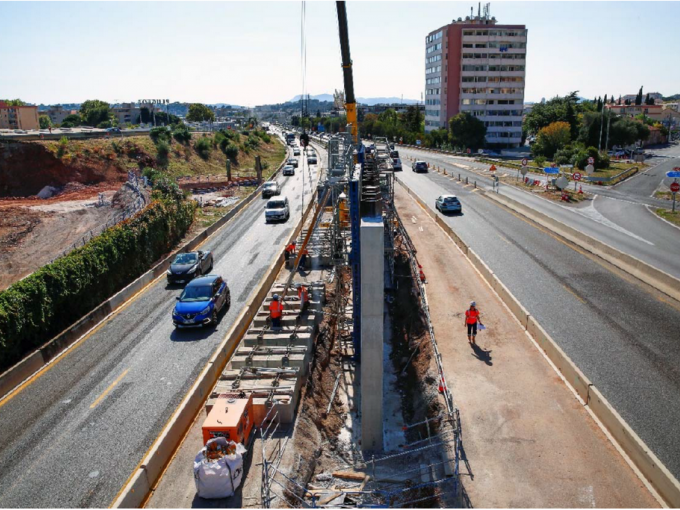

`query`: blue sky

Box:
[1,1,678,106]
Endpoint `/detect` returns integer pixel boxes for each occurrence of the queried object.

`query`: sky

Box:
[1,1,679,106]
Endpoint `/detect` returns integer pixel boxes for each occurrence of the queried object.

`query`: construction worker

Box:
[464,301,482,345]
[284,241,296,260]
[269,294,284,329]
[297,284,309,312]
[300,248,309,269]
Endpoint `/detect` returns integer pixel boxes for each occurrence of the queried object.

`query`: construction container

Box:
[202,394,255,446]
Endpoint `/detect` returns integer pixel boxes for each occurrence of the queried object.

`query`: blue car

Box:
[172,275,230,328]
[435,194,462,214]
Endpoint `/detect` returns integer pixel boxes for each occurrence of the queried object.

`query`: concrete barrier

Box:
[112,184,319,508]
[0,158,288,401]
[588,386,680,507]
[484,192,680,303]
[395,176,680,507]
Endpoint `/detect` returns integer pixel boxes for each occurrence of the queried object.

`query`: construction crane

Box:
[336,1,358,145]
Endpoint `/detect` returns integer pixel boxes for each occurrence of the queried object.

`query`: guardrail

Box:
[394,175,680,507]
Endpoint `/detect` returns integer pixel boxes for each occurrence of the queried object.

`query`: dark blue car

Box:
[172,275,230,328]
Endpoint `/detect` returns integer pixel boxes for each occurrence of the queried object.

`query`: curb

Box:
[0,157,289,401]
[111,159,320,509]
[395,175,680,507]
[482,192,680,303]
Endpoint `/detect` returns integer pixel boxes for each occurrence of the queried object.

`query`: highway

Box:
[0,133,322,507]
[397,145,680,279]
[392,153,680,482]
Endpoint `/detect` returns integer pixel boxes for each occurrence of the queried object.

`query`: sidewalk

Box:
[395,184,658,508]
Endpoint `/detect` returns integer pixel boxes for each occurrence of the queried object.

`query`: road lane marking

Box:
[90,369,129,409]
[561,284,586,304]
[497,234,511,245]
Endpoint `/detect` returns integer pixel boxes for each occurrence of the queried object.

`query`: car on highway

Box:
[293,148,301,156]
[265,197,290,223]
[106,127,121,134]
[172,275,231,328]
[392,158,402,171]
[262,181,282,198]
[282,165,295,176]
[166,251,214,284]
[435,195,462,214]
[287,157,299,168]
[412,160,428,173]
[390,150,400,159]
[307,155,317,165]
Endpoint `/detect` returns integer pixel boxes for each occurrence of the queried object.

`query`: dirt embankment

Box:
[0,141,127,198]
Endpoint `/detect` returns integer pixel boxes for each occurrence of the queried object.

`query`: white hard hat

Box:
[470,301,476,307]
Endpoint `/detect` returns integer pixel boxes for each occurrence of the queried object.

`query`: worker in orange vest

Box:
[297,284,309,312]
[269,294,284,329]
[284,241,296,262]
[299,246,309,270]
[464,301,482,345]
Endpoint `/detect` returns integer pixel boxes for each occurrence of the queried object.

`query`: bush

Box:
[172,126,191,145]
[214,131,226,149]
[150,127,172,144]
[156,140,170,166]
[56,136,69,158]
[0,188,196,371]
[224,142,239,160]
[533,155,546,168]
[195,136,212,160]
[97,120,113,129]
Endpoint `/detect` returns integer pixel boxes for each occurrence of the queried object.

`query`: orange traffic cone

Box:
[578,185,583,194]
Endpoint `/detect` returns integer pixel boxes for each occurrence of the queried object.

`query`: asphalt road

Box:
[394,162,680,482]
[397,146,680,279]
[0,136,323,508]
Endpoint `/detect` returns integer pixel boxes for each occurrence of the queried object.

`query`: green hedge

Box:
[0,193,196,371]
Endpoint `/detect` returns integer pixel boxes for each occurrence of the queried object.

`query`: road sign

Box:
[478,149,484,154]
[555,176,568,190]
[588,157,595,165]
[671,182,680,193]
[520,167,528,176]
[585,164,595,175]
[667,170,680,178]
[490,164,497,171]
[521,158,528,167]
[543,167,560,174]
[573,172,582,181]
[416,139,422,146]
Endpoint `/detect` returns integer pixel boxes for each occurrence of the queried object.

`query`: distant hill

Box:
[288,94,418,106]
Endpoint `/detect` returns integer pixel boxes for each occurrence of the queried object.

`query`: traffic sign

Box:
[520,167,528,176]
[667,171,680,178]
[588,157,595,165]
[521,158,528,167]
[555,176,568,190]
[543,167,560,174]
[573,172,582,181]
[671,182,680,193]
[585,164,595,175]
[478,148,484,154]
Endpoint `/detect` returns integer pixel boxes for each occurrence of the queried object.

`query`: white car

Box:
[265,197,290,223]
[282,165,295,176]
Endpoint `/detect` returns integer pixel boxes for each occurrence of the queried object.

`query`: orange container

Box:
[202,395,255,446]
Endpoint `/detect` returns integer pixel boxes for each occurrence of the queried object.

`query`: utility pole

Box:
[598,102,605,151]
[605,110,612,152]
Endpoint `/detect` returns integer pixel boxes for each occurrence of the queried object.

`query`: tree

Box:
[448,112,486,150]
[579,112,650,148]
[565,101,578,139]
[80,99,111,127]
[531,121,571,159]
[186,103,215,123]
[596,97,603,112]
[60,113,83,128]
[39,115,52,129]
[618,95,622,105]
[0,99,27,106]
[645,94,655,106]
[316,109,321,118]
[402,105,424,134]
[523,91,582,135]
[635,86,643,106]
[603,94,608,106]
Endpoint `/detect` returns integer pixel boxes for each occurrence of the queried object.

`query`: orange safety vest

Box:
[465,308,479,324]
[285,244,295,253]
[269,300,283,319]
[298,286,308,303]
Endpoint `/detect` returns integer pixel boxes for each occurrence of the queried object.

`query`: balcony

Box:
[461,35,527,43]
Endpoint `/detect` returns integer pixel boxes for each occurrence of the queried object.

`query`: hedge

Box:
[0,192,196,371]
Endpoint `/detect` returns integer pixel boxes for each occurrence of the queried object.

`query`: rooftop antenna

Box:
[470,6,473,18]
[478,2,481,18]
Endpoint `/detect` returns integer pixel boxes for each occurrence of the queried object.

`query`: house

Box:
[0,101,39,130]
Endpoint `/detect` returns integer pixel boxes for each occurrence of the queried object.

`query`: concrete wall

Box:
[360,218,384,452]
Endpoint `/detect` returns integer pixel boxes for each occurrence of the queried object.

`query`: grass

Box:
[655,208,680,226]
[654,191,675,201]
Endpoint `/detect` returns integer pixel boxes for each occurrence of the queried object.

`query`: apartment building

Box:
[0,101,39,130]
[112,103,142,125]
[424,8,527,147]
[45,105,75,125]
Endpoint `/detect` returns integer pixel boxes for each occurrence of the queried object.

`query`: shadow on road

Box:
[470,343,493,366]
[170,326,217,342]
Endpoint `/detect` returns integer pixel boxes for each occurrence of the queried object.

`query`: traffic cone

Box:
[438,375,447,393]
[418,264,426,282]
[578,185,583,194]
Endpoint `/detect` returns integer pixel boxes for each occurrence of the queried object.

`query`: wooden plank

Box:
[332,470,367,481]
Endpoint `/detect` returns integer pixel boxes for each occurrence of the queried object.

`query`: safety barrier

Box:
[484,192,680,303]
[112,163,321,508]
[0,158,289,401]
[394,175,680,507]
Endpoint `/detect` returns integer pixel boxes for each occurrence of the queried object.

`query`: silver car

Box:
[435,195,462,214]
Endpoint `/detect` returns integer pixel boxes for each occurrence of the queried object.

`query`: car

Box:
[166,250,213,284]
[106,127,121,134]
[293,148,301,156]
[282,165,295,176]
[172,275,231,328]
[392,158,403,171]
[287,158,299,168]
[390,150,400,159]
[262,181,282,197]
[265,197,290,223]
[412,160,428,173]
[307,156,317,165]
[435,195,462,214]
